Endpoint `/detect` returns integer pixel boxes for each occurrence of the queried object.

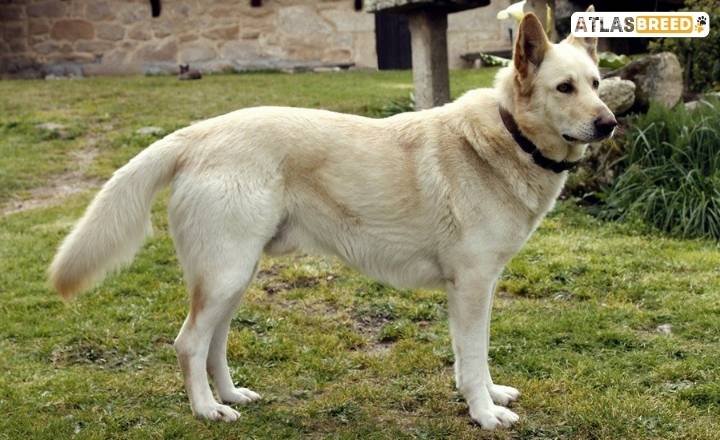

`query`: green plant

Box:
[649,0,720,93]
[372,93,415,117]
[598,51,630,70]
[601,99,720,240]
[478,53,510,67]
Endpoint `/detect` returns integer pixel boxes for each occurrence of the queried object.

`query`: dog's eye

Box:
[556,82,574,94]
[592,79,600,89]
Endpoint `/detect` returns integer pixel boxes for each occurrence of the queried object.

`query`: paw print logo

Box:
[695,16,706,33]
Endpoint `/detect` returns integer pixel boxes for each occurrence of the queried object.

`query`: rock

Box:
[27,1,66,18]
[663,380,693,392]
[51,20,95,41]
[685,100,699,111]
[128,26,152,41]
[320,9,375,32]
[132,39,178,63]
[34,41,72,55]
[37,122,66,131]
[37,122,72,138]
[44,62,84,78]
[96,24,125,41]
[29,20,51,35]
[606,52,683,109]
[203,25,240,41]
[0,6,23,20]
[136,126,164,136]
[75,40,115,54]
[599,77,636,115]
[179,41,217,63]
[220,40,261,61]
[656,323,673,335]
[86,2,115,21]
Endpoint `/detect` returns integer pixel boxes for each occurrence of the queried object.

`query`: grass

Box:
[602,99,720,241]
[1,70,719,439]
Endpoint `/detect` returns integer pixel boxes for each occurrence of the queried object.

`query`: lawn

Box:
[1,70,719,439]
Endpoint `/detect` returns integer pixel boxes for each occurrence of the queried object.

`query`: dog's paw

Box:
[220,387,262,404]
[470,404,519,430]
[194,402,241,422]
[488,384,520,406]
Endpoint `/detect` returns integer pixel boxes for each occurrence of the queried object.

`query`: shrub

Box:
[370,93,415,117]
[649,0,720,93]
[600,99,720,240]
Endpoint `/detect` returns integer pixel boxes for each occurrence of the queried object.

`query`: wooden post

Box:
[408,10,450,110]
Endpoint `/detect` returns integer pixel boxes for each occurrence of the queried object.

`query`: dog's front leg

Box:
[448,273,519,430]
[483,281,521,407]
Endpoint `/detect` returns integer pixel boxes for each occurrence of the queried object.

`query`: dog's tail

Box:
[49,134,184,299]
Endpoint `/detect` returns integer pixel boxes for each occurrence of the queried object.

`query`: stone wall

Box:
[448,1,514,68]
[0,0,513,77]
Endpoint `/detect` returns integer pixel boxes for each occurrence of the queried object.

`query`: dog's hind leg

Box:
[169,177,280,421]
[173,241,263,422]
[206,263,262,405]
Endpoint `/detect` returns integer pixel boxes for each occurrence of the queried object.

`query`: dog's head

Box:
[501,6,616,161]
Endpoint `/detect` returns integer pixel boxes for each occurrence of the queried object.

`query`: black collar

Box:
[498,106,578,174]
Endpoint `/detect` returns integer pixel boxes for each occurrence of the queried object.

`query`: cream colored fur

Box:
[49,11,614,430]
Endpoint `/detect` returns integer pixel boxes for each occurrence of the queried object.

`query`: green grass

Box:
[602,99,720,241]
[1,70,720,439]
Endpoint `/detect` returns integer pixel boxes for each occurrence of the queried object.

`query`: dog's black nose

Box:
[594,115,618,137]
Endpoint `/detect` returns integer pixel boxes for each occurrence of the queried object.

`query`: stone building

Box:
[0,0,514,77]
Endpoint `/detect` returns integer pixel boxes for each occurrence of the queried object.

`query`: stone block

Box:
[220,40,261,61]
[321,9,375,32]
[51,20,94,41]
[29,20,50,35]
[179,40,218,63]
[75,40,115,54]
[179,33,199,43]
[3,23,25,41]
[0,5,23,20]
[132,38,178,63]
[96,24,125,41]
[352,32,378,68]
[128,26,151,41]
[86,1,115,21]
[323,48,352,63]
[203,25,239,41]
[27,1,66,18]
[9,39,27,52]
[276,5,334,42]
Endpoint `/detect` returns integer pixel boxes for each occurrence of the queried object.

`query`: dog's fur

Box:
[49,11,614,429]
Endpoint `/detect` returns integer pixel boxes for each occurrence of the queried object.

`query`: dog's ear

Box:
[564,5,598,63]
[514,13,550,78]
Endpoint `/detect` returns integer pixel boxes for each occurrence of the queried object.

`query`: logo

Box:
[571,12,710,38]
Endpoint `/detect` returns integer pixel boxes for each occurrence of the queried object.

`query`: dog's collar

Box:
[498,106,578,174]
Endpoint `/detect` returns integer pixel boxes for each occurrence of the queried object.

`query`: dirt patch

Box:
[1,148,101,216]
[51,339,146,370]
[351,307,397,354]
[257,264,336,295]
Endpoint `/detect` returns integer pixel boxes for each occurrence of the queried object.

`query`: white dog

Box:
[50,9,615,430]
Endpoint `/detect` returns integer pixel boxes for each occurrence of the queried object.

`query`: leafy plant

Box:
[601,99,720,240]
[372,93,415,117]
[477,53,511,67]
[649,0,720,93]
[598,51,630,70]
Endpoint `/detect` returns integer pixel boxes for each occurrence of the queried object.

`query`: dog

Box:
[49,9,615,430]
